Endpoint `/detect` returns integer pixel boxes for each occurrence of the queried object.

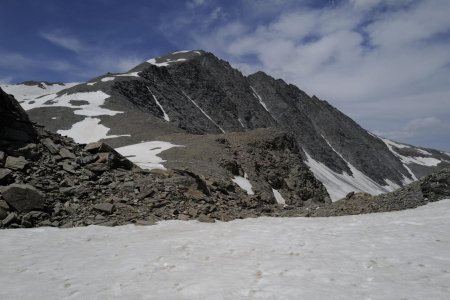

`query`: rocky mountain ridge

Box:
[2,50,450,200]
[1,87,332,228]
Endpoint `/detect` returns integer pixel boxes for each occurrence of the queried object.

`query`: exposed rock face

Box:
[160,129,330,205]
[0,88,36,143]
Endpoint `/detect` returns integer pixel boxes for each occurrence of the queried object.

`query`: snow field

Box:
[115,141,183,170]
[304,151,400,201]
[1,200,449,300]
[0,82,78,101]
[57,117,130,144]
[380,137,442,168]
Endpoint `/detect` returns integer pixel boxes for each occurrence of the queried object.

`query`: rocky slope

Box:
[292,168,450,217]
[0,88,330,229]
[2,50,450,200]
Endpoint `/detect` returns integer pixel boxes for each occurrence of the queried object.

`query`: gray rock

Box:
[40,220,54,227]
[0,200,9,220]
[197,213,215,223]
[0,168,12,182]
[60,221,74,228]
[84,142,113,154]
[0,207,7,220]
[2,212,17,226]
[62,162,77,174]
[5,156,29,170]
[97,220,118,227]
[0,200,9,210]
[93,203,115,214]
[86,163,108,173]
[178,214,190,221]
[346,191,355,200]
[41,138,59,154]
[1,184,45,212]
[135,219,156,226]
[59,148,76,159]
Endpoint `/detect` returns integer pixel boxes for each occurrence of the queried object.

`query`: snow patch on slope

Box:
[272,189,286,205]
[57,117,130,144]
[250,86,269,112]
[115,71,140,78]
[232,175,254,195]
[115,141,182,170]
[380,137,442,168]
[146,87,170,122]
[147,58,185,67]
[1,200,450,300]
[20,91,123,117]
[1,82,79,101]
[304,151,400,201]
[100,77,115,82]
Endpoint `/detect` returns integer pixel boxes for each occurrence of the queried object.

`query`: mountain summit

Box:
[2,50,450,200]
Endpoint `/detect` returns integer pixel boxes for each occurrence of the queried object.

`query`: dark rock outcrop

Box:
[0,88,36,143]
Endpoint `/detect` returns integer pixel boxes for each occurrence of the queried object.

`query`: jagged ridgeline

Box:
[2,50,450,202]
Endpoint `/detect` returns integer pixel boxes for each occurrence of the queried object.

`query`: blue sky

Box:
[1,0,449,151]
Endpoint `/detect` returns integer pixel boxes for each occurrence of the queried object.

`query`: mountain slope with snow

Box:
[2,50,449,201]
[1,199,449,299]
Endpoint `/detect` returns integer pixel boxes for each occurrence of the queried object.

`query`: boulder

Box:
[5,156,29,170]
[93,203,115,214]
[41,138,59,154]
[84,142,114,154]
[2,212,17,226]
[0,184,45,212]
[86,163,109,174]
[0,168,12,182]
[59,148,76,159]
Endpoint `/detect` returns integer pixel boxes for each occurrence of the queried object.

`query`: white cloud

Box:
[189,0,450,149]
[40,31,88,53]
[95,56,143,73]
[374,117,450,143]
[186,0,207,8]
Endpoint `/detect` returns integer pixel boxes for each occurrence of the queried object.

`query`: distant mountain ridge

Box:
[2,50,450,200]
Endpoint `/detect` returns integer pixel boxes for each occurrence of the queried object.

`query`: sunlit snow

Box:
[232,175,254,195]
[272,188,286,205]
[57,117,130,144]
[380,137,442,168]
[147,87,170,122]
[1,200,449,300]
[100,77,115,82]
[20,91,123,117]
[305,152,400,201]
[115,71,140,77]
[115,141,182,170]
[250,86,269,112]
[0,82,78,101]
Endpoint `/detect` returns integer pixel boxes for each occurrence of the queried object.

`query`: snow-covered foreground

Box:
[1,200,450,299]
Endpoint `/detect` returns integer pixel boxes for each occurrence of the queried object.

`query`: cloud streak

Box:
[40,31,89,53]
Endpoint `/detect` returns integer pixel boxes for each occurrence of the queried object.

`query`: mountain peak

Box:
[146,50,205,67]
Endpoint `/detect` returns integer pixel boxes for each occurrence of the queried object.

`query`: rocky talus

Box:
[281,168,450,217]
[0,89,331,229]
